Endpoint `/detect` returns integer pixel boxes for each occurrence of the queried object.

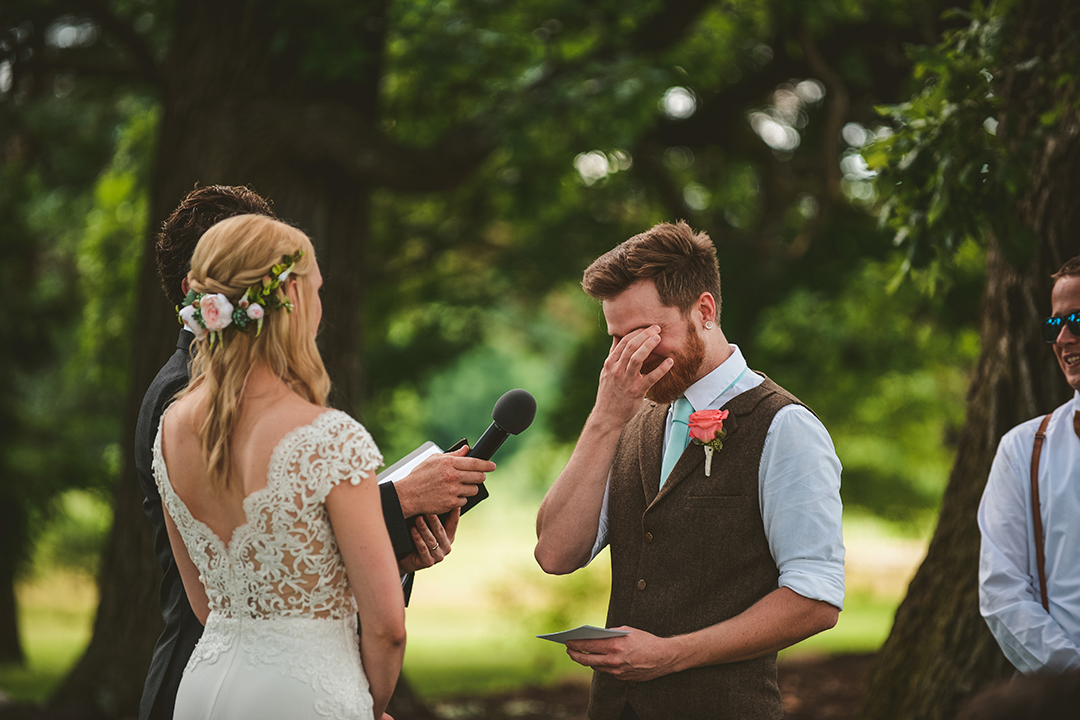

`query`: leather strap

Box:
[1030,413,1052,612]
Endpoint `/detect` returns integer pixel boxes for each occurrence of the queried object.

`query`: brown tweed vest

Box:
[589,375,803,720]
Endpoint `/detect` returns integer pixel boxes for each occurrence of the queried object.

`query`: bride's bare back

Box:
[160,372,326,551]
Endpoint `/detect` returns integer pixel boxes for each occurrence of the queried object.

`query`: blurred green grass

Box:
[0,573,97,703]
[0,491,924,703]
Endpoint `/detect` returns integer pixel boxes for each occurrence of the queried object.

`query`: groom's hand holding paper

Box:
[536,625,630,643]
[561,626,677,683]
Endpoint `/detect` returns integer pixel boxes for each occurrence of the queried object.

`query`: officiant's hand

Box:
[398,509,459,574]
[565,626,679,682]
[395,446,495,517]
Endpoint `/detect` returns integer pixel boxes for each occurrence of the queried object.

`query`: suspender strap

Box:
[1030,413,1052,612]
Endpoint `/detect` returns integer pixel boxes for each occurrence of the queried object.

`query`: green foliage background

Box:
[0,5,1007,699]
[0,0,989,577]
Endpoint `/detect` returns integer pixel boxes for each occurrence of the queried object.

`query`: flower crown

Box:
[177,250,304,345]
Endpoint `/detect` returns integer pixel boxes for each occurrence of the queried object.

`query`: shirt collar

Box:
[683,344,746,412]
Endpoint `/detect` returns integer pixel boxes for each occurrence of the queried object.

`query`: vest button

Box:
[637,579,646,590]
[644,531,654,543]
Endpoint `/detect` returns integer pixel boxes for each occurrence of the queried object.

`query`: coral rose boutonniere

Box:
[688,409,729,477]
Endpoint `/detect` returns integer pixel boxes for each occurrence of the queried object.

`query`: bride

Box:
[155,214,405,720]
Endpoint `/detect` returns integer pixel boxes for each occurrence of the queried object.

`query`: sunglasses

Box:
[1042,311,1080,343]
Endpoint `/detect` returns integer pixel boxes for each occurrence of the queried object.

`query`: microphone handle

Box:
[467,422,510,460]
[439,422,508,521]
[410,423,511,537]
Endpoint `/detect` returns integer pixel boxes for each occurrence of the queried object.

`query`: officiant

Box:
[534,221,845,720]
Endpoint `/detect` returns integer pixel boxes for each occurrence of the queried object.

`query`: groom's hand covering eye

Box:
[595,326,673,427]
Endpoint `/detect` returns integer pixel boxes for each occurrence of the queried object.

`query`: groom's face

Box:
[603,280,706,404]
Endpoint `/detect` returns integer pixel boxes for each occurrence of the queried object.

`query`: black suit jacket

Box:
[136,331,414,720]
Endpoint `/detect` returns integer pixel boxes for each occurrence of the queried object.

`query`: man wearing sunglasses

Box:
[978,255,1080,675]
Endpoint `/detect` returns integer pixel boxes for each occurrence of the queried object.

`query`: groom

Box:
[136,185,495,720]
[535,221,845,719]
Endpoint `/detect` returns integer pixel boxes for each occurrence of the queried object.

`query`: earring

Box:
[705,321,714,330]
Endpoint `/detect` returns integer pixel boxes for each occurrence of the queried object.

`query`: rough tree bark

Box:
[0,502,26,666]
[859,2,1080,718]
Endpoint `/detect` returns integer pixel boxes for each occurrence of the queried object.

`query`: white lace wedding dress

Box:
[153,410,384,720]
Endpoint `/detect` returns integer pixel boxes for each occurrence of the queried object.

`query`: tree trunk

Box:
[859,3,1080,717]
[0,487,27,666]
[0,568,25,667]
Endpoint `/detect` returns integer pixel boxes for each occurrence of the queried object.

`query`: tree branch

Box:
[274,0,721,194]
[257,100,495,193]
[72,0,162,86]
[628,0,722,55]
[798,21,848,206]
[19,55,156,86]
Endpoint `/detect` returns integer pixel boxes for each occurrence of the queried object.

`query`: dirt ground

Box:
[0,653,874,720]
[431,653,875,719]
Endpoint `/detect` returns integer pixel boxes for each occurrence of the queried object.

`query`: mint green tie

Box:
[660,397,693,488]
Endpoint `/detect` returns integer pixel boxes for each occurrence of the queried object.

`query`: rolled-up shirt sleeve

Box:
[978,431,1080,675]
[585,475,611,566]
[759,405,846,610]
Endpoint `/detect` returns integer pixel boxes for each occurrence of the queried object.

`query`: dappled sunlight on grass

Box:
[0,571,97,702]
[402,497,605,697]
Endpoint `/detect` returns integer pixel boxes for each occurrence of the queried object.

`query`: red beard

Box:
[645,324,706,405]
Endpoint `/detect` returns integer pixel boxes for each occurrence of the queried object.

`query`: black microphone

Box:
[467,388,537,461]
[453,388,536,517]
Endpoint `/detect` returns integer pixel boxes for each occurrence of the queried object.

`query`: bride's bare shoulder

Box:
[163,391,206,433]
[247,392,336,443]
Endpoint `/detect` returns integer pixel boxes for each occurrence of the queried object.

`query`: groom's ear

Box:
[180,278,190,295]
[695,291,716,328]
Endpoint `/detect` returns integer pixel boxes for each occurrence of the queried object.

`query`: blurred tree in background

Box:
[858,0,1080,717]
[2,0,979,718]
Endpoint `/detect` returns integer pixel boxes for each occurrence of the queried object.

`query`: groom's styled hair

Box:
[582,220,722,317]
[156,185,276,306]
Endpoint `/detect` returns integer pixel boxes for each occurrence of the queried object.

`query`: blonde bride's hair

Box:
[179,214,330,490]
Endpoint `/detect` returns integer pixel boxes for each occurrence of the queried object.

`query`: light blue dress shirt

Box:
[589,345,847,610]
[978,391,1080,674]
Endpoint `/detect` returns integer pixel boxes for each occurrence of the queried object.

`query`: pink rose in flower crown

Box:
[687,409,729,477]
[199,293,235,332]
[178,305,207,341]
[246,302,266,336]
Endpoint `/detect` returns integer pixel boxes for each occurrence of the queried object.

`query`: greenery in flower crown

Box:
[177,250,305,345]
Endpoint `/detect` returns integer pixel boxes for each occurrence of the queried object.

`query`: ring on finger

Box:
[429,542,439,551]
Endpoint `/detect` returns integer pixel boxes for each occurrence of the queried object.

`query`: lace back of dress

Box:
[153,410,383,622]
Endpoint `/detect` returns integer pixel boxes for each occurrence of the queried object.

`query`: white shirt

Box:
[590,345,846,610]
[978,391,1080,674]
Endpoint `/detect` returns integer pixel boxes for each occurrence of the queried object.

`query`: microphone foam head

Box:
[492,388,536,435]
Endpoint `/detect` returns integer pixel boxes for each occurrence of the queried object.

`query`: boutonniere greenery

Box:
[688,409,729,477]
